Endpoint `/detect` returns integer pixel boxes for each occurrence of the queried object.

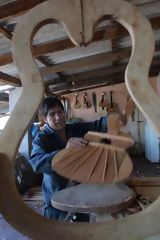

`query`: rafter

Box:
[45,56,160,94]
[0,27,67,81]
[41,48,130,76]
[37,56,67,79]
[0,0,46,21]
[0,27,12,40]
[41,41,160,76]
[0,71,21,87]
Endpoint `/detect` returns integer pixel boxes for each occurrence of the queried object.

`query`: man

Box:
[30,96,107,221]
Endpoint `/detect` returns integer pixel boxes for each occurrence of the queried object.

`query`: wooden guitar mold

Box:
[1,0,160,239]
[53,142,133,184]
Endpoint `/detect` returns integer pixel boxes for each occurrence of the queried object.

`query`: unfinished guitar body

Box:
[53,142,133,184]
[1,0,160,240]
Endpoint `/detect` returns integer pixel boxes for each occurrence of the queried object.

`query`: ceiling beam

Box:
[0,38,74,66]
[0,27,12,40]
[40,48,130,76]
[0,27,67,81]
[41,41,160,76]
[49,62,160,94]
[49,74,124,94]
[46,56,160,90]
[92,16,160,43]
[0,0,46,21]
[37,56,67,79]
[0,16,160,67]
[0,71,21,86]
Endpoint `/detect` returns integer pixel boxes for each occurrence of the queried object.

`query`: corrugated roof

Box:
[0,0,160,95]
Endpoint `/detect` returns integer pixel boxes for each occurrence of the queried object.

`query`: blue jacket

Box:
[30,117,107,219]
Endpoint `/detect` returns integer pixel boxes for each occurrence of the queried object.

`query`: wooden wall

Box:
[63,77,158,153]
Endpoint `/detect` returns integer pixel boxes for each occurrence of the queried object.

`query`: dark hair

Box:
[39,96,64,117]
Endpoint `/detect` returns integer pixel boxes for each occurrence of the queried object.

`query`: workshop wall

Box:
[63,78,158,154]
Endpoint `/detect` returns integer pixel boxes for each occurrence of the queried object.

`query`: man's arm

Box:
[30,136,88,174]
[77,116,108,134]
[30,140,59,174]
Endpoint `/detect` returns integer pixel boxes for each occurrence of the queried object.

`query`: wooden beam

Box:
[0,71,21,86]
[0,16,160,67]
[0,29,67,80]
[49,73,124,94]
[0,0,46,21]
[41,45,160,77]
[0,39,74,66]
[37,56,67,79]
[40,48,130,75]
[128,177,160,186]
[92,16,160,42]
[45,56,160,94]
[0,27,12,40]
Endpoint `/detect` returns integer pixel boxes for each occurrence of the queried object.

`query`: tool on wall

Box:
[107,91,117,113]
[99,92,107,110]
[61,96,70,121]
[92,92,97,112]
[83,92,90,109]
[124,96,136,122]
[73,93,81,109]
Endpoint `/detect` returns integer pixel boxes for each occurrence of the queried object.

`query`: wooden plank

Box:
[49,73,124,94]
[0,71,21,86]
[134,186,160,202]
[0,0,46,20]
[0,27,12,40]
[45,55,160,89]
[128,177,160,186]
[0,26,66,80]
[41,48,131,75]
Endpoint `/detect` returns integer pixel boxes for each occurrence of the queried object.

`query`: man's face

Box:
[44,105,66,131]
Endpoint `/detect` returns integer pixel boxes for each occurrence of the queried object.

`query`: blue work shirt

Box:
[30,117,107,219]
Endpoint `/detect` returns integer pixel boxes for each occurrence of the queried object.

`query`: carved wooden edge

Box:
[0,0,160,239]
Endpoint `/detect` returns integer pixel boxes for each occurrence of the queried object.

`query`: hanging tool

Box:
[61,96,70,121]
[73,93,81,109]
[124,96,136,122]
[92,92,97,112]
[99,92,107,110]
[107,91,117,113]
[83,92,90,109]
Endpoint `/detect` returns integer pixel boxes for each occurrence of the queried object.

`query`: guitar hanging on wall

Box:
[107,91,117,113]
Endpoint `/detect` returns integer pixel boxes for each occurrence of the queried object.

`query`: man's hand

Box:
[66,137,88,148]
